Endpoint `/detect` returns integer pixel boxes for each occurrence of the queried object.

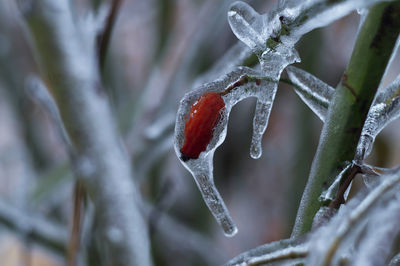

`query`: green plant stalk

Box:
[292,1,400,237]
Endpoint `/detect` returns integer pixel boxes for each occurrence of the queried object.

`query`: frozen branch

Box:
[225,239,307,266]
[0,199,67,252]
[246,244,308,266]
[97,0,123,70]
[21,1,152,265]
[310,166,400,265]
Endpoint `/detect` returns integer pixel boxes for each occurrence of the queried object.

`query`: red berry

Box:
[180,92,225,161]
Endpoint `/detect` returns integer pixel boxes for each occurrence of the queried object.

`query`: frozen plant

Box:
[175,0,398,238]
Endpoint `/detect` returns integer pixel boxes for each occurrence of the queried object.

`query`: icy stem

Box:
[286,66,333,122]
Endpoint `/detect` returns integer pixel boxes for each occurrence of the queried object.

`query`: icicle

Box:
[189,155,237,236]
[250,101,270,158]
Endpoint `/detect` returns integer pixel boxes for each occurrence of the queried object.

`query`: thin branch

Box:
[328,164,361,209]
[67,182,85,266]
[246,244,309,266]
[22,1,152,265]
[0,199,67,252]
[224,238,304,266]
[97,0,123,70]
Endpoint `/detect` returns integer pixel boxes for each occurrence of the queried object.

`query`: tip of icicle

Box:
[223,226,238,237]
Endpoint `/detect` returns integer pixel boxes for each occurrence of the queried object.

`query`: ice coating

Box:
[286,0,385,41]
[307,167,400,265]
[286,66,400,161]
[286,66,334,122]
[227,1,267,53]
[174,67,279,236]
[318,162,352,205]
[251,45,300,158]
[228,0,383,53]
[356,74,400,160]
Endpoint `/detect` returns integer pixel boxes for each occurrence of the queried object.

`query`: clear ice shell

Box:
[227,1,266,53]
[174,67,280,236]
[286,66,333,122]
[356,74,400,160]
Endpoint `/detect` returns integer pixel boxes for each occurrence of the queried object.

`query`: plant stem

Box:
[292,1,400,237]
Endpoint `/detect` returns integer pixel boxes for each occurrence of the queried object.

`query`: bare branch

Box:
[0,200,67,252]
[97,0,123,70]
[21,1,152,265]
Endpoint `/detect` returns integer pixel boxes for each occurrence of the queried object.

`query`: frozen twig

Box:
[0,199,67,252]
[320,167,400,266]
[67,182,85,266]
[245,244,309,266]
[224,238,304,266]
[24,75,72,152]
[97,0,123,70]
[21,1,152,265]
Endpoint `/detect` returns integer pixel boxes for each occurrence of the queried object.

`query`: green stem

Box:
[292,1,400,237]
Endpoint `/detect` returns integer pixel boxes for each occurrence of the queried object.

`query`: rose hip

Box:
[180,92,225,161]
